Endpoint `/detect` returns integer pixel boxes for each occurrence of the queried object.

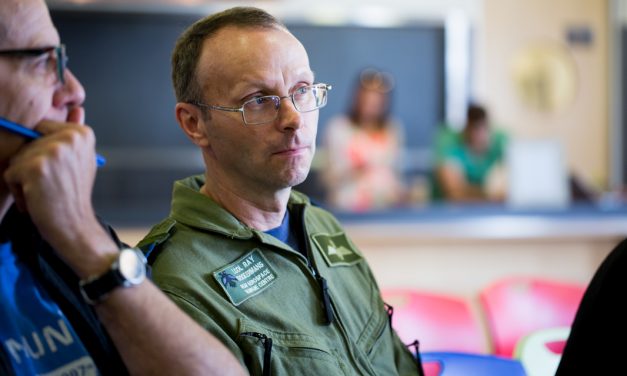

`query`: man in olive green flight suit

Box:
[138,6,420,375]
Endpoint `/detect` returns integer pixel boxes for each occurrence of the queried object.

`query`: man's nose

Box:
[275,96,304,131]
[53,69,86,109]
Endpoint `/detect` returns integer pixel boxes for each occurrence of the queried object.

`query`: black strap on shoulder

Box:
[0,343,16,376]
[2,206,129,375]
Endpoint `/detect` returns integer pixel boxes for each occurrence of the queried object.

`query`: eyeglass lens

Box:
[55,45,67,84]
[242,85,328,125]
[0,45,67,85]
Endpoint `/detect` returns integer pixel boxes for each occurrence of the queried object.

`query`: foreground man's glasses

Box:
[191,83,332,125]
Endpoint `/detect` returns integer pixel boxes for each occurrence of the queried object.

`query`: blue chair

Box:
[422,352,526,376]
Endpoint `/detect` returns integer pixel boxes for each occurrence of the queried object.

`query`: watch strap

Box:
[79,248,146,305]
[80,268,124,305]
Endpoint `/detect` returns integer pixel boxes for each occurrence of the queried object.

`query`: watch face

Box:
[119,248,147,284]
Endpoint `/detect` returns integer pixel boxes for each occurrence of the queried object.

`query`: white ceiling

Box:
[46,0,483,25]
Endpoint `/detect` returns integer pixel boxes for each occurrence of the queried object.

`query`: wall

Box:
[476,0,609,188]
[51,10,446,224]
[49,0,614,190]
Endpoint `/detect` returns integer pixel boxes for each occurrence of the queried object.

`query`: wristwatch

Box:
[79,247,147,305]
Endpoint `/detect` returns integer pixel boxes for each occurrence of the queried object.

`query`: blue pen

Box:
[0,116,106,167]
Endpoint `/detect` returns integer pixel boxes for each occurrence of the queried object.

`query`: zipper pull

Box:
[407,339,425,376]
[317,276,335,325]
[240,332,273,376]
[384,302,394,329]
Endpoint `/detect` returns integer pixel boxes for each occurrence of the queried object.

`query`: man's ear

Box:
[175,103,210,147]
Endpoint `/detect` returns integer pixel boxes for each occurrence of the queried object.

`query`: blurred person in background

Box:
[434,104,507,202]
[322,68,406,211]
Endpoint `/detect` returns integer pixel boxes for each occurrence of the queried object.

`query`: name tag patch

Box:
[312,232,363,267]
[213,249,278,306]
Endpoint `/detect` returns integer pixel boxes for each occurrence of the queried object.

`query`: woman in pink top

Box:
[323,69,405,211]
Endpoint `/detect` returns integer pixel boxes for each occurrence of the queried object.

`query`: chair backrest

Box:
[382,289,486,353]
[479,277,585,357]
[422,352,526,376]
[514,326,570,376]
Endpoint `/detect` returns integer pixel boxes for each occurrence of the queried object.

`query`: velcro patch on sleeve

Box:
[312,232,363,267]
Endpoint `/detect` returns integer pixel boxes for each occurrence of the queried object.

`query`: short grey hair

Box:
[171,7,286,103]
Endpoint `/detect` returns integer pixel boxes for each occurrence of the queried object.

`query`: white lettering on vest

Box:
[4,319,76,364]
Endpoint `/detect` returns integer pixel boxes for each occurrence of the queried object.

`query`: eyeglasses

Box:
[190,83,332,126]
[0,44,67,84]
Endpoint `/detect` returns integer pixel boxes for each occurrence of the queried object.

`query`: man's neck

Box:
[200,172,291,231]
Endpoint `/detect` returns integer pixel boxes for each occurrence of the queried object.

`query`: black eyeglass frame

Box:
[0,44,67,84]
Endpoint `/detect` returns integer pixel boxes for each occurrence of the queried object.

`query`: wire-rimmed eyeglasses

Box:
[0,44,67,84]
[190,83,332,126]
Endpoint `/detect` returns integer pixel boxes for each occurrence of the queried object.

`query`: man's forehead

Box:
[0,0,57,49]
[199,25,311,92]
[227,67,314,91]
[203,25,301,60]
[0,1,20,47]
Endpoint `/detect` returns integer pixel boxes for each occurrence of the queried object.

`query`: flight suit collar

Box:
[170,175,311,243]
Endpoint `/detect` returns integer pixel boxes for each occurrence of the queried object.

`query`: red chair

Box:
[382,289,486,353]
[479,277,585,357]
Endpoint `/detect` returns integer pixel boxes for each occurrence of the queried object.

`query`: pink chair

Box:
[382,289,486,353]
[479,277,585,357]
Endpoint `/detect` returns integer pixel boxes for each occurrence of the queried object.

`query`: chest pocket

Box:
[236,318,348,376]
[360,303,402,375]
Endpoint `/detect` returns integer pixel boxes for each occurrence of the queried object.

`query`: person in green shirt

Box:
[138,7,420,376]
[434,104,507,202]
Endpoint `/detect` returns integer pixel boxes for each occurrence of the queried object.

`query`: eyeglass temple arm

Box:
[192,102,243,113]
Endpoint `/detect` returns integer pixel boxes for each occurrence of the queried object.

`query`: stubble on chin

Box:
[285,157,313,188]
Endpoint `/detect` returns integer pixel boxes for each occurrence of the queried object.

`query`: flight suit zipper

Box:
[294,203,375,375]
[407,340,425,376]
[317,275,334,325]
[240,332,273,376]
[295,204,334,325]
[386,303,424,375]
[384,302,394,329]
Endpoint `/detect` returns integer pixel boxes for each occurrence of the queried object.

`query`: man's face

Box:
[0,0,85,163]
[196,26,318,192]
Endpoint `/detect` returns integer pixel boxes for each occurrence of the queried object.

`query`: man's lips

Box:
[273,146,309,156]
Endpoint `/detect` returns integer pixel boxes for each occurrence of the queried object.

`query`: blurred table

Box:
[332,203,627,297]
[335,203,627,241]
